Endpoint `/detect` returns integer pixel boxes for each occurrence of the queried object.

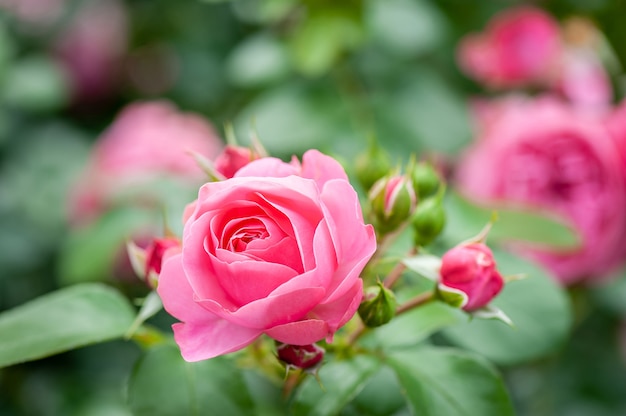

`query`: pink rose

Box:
[0,0,65,26]
[70,101,223,223]
[157,150,376,361]
[439,243,504,311]
[457,6,561,88]
[456,97,626,285]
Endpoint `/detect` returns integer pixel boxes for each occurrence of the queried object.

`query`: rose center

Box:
[229,227,269,252]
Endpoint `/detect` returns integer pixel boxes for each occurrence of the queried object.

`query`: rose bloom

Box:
[457,6,562,88]
[439,243,504,311]
[70,101,223,224]
[456,97,626,285]
[157,150,376,361]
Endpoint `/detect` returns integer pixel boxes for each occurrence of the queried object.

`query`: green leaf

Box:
[125,290,163,338]
[226,33,290,87]
[346,365,408,416]
[387,347,515,416]
[443,249,572,365]
[366,0,448,57]
[291,354,380,416]
[444,192,581,249]
[0,283,135,368]
[365,300,466,350]
[128,344,257,416]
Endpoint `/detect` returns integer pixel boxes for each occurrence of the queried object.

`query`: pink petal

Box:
[320,179,377,301]
[300,149,349,188]
[309,278,363,333]
[234,157,299,178]
[172,320,261,362]
[198,287,326,329]
[265,319,329,345]
[157,253,262,361]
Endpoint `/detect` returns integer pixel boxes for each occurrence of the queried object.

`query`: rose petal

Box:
[265,319,329,345]
[234,157,299,178]
[320,179,377,301]
[172,320,261,362]
[309,278,363,333]
[300,149,349,188]
[157,253,262,361]
[198,287,326,329]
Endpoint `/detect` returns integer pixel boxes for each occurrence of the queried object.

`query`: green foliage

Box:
[128,344,265,416]
[0,284,135,368]
[291,354,380,415]
[387,347,515,416]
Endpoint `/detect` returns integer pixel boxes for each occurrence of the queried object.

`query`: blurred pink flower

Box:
[0,0,65,26]
[457,7,562,88]
[53,0,128,103]
[70,101,223,224]
[158,150,376,361]
[214,145,259,179]
[456,97,626,285]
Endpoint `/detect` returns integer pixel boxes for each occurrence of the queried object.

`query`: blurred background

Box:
[1,0,626,415]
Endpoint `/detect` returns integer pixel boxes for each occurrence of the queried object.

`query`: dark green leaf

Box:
[443,249,572,365]
[291,354,380,416]
[387,347,514,416]
[0,283,135,368]
[128,344,257,416]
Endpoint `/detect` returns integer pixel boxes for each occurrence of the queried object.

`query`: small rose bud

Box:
[370,175,416,233]
[214,145,258,179]
[358,281,397,327]
[412,196,446,246]
[128,237,181,288]
[355,144,392,191]
[276,343,325,371]
[438,243,504,311]
[410,162,442,199]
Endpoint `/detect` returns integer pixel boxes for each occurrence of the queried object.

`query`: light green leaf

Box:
[0,283,135,368]
[125,291,163,338]
[128,344,258,416]
[444,192,581,249]
[443,249,572,365]
[291,354,380,416]
[387,347,515,416]
[227,33,290,87]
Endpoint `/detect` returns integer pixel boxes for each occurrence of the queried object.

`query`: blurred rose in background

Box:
[70,100,223,225]
[455,97,626,285]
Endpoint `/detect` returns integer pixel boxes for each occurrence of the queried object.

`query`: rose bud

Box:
[128,237,181,288]
[355,143,392,191]
[358,281,397,328]
[412,194,446,247]
[276,343,325,371]
[410,162,442,200]
[438,243,504,311]
[369,174,416,234]
[214,145,259,179]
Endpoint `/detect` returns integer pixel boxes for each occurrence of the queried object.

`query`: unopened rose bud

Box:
[214,145,259,179]
[276,343,325,371]
[438,243,504,311]
[128,237,181,288]
[411,162,442,199]
[358,281,397,327]
[370,175,416,233]
[355,144,392,191]
[412,196,446,246]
